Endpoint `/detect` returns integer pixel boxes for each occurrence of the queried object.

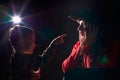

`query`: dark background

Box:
[0,0,120,80]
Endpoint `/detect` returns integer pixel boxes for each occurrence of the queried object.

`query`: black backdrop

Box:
[0,0,120,80]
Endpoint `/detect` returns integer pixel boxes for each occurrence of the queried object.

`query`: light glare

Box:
[12,16,21,24]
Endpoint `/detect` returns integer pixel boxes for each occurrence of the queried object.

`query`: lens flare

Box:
[12,16,22,24]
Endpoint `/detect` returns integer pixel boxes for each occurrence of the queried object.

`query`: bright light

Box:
[12,16,22,24]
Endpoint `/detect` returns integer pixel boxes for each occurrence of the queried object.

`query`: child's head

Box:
[9,25,36,54]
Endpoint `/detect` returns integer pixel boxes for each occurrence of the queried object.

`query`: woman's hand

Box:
[51,34,67,46]
[86,25,98,47]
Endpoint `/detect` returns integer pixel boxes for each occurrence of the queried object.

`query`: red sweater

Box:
[62,41,94,73]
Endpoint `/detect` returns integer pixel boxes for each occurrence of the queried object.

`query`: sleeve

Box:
[34,42,57,70]
[34,34,66,70]
[62,41,81,73]
[84,46,96,68]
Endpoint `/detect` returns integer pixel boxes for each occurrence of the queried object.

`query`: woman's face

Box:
[77,26,87,45]
[79,30,86,43]
[18,32,36,54]
[29,33,36,53]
